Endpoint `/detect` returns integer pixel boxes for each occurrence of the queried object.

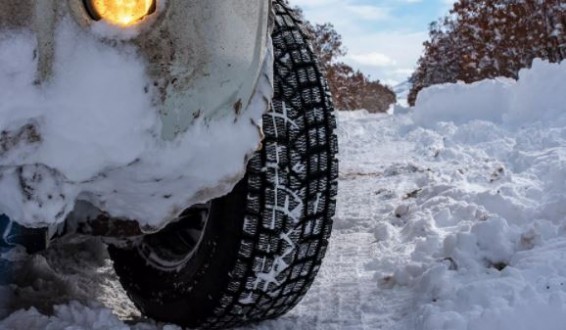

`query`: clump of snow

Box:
[0,301,181,330]
[0,18,271,229]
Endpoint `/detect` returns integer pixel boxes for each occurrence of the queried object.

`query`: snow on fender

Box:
[0,0,273,230]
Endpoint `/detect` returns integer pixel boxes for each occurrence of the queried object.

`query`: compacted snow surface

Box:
[1,60,566,329]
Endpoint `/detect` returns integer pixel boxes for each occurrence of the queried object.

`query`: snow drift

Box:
[414,59,566,128]
[380,60,566,329]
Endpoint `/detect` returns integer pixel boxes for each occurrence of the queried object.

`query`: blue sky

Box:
[289,0,456,86]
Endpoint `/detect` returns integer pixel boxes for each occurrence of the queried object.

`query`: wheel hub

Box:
[137,203,210,271]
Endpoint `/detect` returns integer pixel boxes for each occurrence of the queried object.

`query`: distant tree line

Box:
[292,7,396,113]
[409,0,566,106]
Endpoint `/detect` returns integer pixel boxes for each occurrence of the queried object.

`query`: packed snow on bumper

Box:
[0,24,271,229]
[1,60,566,329]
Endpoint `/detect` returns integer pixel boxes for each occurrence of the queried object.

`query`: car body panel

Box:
[0,0,273,230]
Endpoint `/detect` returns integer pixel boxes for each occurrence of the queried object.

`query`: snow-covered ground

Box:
[1,60,566,329]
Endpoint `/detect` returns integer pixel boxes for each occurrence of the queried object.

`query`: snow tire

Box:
[108,1,338,328]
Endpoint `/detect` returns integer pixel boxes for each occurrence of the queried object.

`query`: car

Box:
[0,0,338,328]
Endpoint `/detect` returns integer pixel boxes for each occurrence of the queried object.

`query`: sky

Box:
[289,0,456,87]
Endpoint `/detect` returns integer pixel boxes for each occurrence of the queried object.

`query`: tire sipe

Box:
[108,1,338,328]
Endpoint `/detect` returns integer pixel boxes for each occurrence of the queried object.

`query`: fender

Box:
[0,0,273,231]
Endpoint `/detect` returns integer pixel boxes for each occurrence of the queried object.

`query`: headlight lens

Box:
[85,0,155,27]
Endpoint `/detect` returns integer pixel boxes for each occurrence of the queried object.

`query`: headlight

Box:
[84,0,155,27]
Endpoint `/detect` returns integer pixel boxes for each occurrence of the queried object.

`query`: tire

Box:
[108,1,338,328]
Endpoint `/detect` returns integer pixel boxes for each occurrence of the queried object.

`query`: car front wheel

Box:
[108,1,338,328]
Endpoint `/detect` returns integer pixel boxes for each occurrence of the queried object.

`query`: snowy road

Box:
[2,61,566,330]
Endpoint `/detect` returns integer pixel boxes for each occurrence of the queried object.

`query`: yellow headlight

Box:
[86,0,155,27]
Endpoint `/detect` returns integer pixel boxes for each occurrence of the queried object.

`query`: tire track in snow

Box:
[248,112,419,329]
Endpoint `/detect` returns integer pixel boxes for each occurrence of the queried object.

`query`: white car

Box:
[0,0,338,327]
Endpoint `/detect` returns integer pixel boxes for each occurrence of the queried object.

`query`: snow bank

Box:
[374,60,566,329]
[0,20,271,229]
[414,60,566,129]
